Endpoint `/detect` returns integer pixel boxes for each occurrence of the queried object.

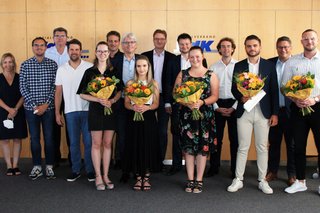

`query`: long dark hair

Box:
[93,41,113,71]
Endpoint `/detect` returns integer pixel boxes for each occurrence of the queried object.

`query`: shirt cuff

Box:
[165,103,171,108]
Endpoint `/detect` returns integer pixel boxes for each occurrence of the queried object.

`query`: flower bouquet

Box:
[281,72,315,116]
[173,80,207,120]
[234,71,265,97]
[86,75,120,115]
[125,81,153,121]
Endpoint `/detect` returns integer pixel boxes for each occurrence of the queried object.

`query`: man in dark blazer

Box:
[114,33,140,182]
[106,30,124,169]
[266,36,296,186]
[142,29,177,172]
[227,35,279,194]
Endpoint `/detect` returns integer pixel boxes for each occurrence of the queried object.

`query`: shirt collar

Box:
[153,49,165,56]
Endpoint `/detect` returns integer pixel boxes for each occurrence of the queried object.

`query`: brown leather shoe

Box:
[287,176,296,186]
[265,172,277,182]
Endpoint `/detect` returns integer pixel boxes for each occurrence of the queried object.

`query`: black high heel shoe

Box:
[193,180,203,193]
[185,180,195,193]
[133,176,142,191]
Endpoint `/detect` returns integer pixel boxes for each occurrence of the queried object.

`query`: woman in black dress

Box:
[0,53,27,176]
[78,41,122,190]
[124,55,160,191]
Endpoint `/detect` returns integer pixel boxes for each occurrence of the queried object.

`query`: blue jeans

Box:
[25,109,55,166]
[65,111,93,174]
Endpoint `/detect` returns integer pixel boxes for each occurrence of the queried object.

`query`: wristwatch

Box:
[314,96,320,103]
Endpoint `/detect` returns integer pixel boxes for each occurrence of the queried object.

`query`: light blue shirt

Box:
[45,46,69,67]
[122,55,136,85]
[276,59,286,107]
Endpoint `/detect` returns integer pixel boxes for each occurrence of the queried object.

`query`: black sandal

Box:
[185,180,195,193]
[13,168,21,176]
[193,180,203,193]
[6,168,14,176]
[133,176,142,191]
[142,174,151,191]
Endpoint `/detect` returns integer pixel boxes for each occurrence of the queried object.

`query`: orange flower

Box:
[144,88,151,95]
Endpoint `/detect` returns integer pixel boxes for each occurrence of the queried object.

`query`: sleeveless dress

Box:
[123,81,161,175]
[179,69,216,156]
[0,73,27,140]
[77,67,123,131]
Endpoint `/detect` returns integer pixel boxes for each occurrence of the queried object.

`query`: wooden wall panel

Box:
[97,0,166,11]
[95,11,131,47]
[167,0,239,10]
[239,11,275,59]
[131,11,167,52]
[275,11,311,56]
[26,0,94,12]
[240,0,312,10]
[0,0,25,12]
[0,14,27,68]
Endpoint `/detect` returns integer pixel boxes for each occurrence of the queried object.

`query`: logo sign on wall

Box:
[173,34,218,54]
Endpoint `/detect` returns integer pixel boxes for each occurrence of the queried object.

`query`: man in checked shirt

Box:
[20,37,58,180]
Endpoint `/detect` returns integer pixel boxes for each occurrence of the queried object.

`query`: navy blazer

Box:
[142,50,177,103]
[231,58,279,119]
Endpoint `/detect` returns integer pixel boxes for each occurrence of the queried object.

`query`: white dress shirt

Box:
[210,58,238,110]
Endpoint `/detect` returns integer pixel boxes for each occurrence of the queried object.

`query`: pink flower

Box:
[187,131,193,139]
[203,145,209,152]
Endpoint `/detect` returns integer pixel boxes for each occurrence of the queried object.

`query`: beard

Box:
[246,50,260,57]
[70,54,80,62]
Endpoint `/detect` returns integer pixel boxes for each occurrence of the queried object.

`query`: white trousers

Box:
[235,105,270,181]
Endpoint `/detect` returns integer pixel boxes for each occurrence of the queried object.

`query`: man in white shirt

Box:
[45,27,70,167]
[55,39,94,182]
[208,37,238,178]
[282,29,320,194]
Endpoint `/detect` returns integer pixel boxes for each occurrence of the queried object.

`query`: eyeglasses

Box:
[154,38,166,41]
[122,41,136,45]
[33,44,46,47]
[54,35,66,38]
[277,46,291,49]
[96,50,109,54]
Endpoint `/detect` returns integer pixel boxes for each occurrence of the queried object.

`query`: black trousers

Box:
[171,103,182,169]
[291,103,320,179]
[268,107,295,177]
[209,99,238,174]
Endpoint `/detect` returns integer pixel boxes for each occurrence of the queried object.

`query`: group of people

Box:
[0,27,319,195]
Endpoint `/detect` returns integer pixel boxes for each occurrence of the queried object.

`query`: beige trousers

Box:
[235,105,270,181]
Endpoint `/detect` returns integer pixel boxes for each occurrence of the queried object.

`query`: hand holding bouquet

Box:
[281,72,315,116]
[173,80,207,120]
[234,71,265,98]
[86,75,120,115]
[125,81,153,121]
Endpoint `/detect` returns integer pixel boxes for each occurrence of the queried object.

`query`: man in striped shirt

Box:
[19,37,58,180]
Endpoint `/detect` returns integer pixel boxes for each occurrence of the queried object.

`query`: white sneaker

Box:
[259,180,273,194]
[227,178,243,192]
[284,180,307,194]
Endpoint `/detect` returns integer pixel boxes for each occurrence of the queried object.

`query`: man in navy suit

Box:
[142,29,177,172]
[266,36,296,186]
[227,35,279,194]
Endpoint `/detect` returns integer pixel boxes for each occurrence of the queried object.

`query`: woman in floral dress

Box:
[174,46,219,193]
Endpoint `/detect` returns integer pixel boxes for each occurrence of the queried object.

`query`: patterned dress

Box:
[179,68,216,156]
